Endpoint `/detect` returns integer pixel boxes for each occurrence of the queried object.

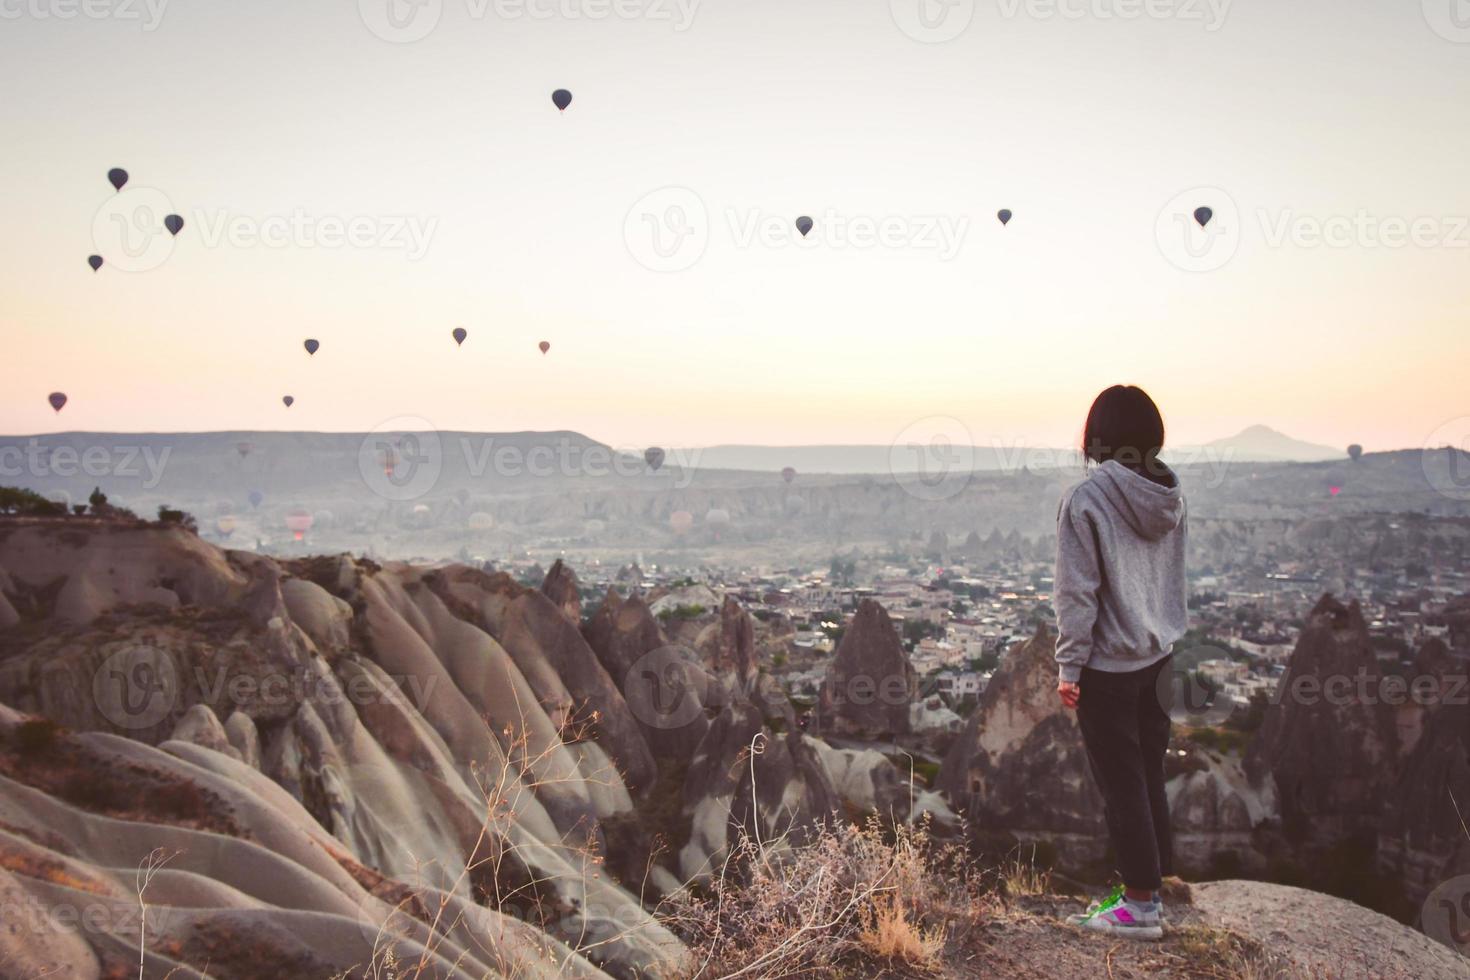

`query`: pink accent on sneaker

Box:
[1113,908,1135,924]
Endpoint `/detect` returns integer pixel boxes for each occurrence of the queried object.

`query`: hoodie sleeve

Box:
[1054,490,1102,684]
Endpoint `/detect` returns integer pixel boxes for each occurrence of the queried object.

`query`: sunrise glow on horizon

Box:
[3,0,1468,452]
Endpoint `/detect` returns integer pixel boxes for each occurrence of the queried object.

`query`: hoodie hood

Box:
[1090,460,1185,541]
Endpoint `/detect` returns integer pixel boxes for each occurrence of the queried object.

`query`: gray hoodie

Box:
[1054,460,1188,683]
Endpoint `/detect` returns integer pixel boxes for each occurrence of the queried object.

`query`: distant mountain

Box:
[1183,425,1344,463]
[677,444,1077,475]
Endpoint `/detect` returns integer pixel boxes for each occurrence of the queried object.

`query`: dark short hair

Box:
[1082,385,1166,475]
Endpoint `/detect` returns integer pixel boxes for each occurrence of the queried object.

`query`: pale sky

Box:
[2,0,1468,452]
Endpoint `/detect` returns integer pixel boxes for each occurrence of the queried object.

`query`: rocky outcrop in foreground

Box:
[0,520,927,978]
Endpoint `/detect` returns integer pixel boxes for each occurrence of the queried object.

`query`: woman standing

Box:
[1054,385,1188,940]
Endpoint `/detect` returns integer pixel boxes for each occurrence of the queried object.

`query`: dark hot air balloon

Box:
[107,168,128,192]
[282,395,294,408]
[304,339,319,355]
[539,341,550,355]
[644,447,665,471]
[552,89,572,112]
[88,255,103,272]
[1348,444,1363,461]
[248,490,263,509]
[997,209,1012,226]
[1194,207,1213,228]
[164,214,184,236]
[795,216,813,237]
[47,392,67,413]
[781,466,796,484]
[452,327,467,346]
[236,441,253,459]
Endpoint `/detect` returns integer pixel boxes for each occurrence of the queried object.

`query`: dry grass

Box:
[858,894,946,969]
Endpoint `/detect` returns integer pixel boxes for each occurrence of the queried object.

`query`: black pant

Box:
[1076,656,1174,892]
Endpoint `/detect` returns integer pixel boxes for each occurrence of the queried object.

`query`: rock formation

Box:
[818,598,916,738]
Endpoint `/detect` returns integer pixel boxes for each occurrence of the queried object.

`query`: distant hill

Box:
[675,444,1074,475]
[685,425,1346,473]
[1181,425,1343,463]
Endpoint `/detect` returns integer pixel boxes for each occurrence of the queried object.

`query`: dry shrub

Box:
[858,894,945,968]
[666,813,985,977]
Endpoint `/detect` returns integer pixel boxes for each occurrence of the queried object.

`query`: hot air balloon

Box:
[282,395,294,408]
[88,255,103,272]
[468,511,495,530]
[1328,485,1341,497]
[304,339,319,355]
[997,209,1012,226]
[236,441,253,459]
[107,168,128,192]
[644,447,665,471]
[781,466,796,484]
[452,327,467,346]
[1347,444,1363,461]
[1194,207,1213,228]
[248,490,263,509]
[47,392,67,413]
[552,89,572,111]
[795,216,813,237]
[285,509,313,541]
[670,510,693,534]
[454,487,470,508]
[705,507,730,526]
[216,515,238,537]
[164,214,184,236]
[539,341,550,355]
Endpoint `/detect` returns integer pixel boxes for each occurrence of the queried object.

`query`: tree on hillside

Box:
[0,486,66,516]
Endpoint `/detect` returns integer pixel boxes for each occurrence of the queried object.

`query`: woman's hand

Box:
[1057,680,1080,709]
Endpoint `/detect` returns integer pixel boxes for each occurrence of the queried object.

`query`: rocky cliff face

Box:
[937,623,1275,874]
[1243,597,1470,907]
[818,598,916,738]
[0,522,679,978]
[0,520,926,978]
[1244,596,1399,841]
